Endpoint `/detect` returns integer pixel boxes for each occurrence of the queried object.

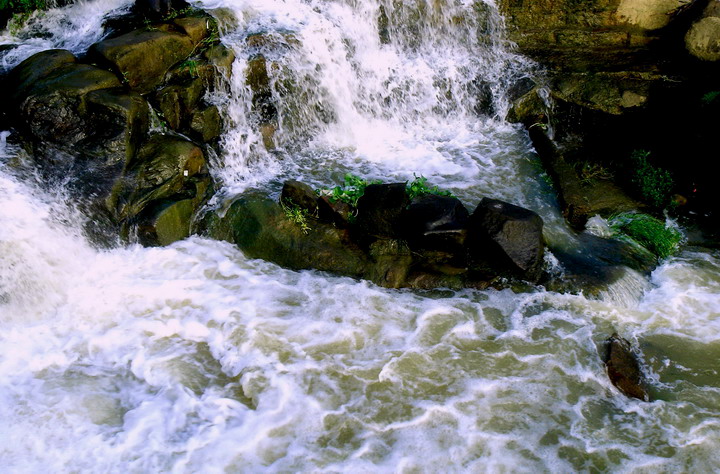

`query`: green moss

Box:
[629,150,674,209]
[609,212,683,260]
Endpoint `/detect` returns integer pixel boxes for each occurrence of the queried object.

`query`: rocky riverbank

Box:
[500,0,720,235]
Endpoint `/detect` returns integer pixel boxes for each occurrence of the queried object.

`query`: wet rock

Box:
[116,134,207,219]
[603,333,649,401]
[172,15,214,45]
[13,62,121,146]
[354,183,410,240]
[154,77,204,130]
[6,49,77,104]
[366,239,413,288]
[134,178,210,246]
[203,193,370,276]
[467,198,545,282]
[685,16,720,61]
[89,29,195,94]
[81,87,150,166]
[246,54,277,123]
[203,44,236,79]
[401,194,469,253]
[190,105,222,142]
[318,195,352,228]
[281,180,319,215]
[528,127,644,230]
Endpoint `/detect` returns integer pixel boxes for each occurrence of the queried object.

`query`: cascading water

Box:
[2,0,720,471]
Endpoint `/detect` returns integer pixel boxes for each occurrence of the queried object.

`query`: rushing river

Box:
[2,0,720,471]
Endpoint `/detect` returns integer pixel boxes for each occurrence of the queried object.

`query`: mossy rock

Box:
[116,134,207,219]
[6,49,77,104]
[204,193,370,277]
[190,105,222,142]
[89,29,196,94]
[135,178,212,246]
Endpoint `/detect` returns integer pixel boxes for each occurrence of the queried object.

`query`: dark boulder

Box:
[466,198,545,282]
[317,195,352,228]
[134,0,190,21]
[81,87,150,166]
[281,180,319,215]
[354,183,410,240]
[401,194,469,253]
[603,333,649,401]
[14,62,121,145]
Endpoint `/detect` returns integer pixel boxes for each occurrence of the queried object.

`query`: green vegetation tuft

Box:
[406,174,454,200]
[1,0,47,14]
[281,198,312,234]
[319,173,454,208]
[609,212,683,260]
[629,150,674,209]
[324,173,381,208]
[701,90,720,105]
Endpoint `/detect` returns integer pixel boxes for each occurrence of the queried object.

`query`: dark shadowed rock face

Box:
[466,197,545,282]
[134,0,191,22]
[355,183,410,240]
[401,194,469,253]
[604,333,650,401]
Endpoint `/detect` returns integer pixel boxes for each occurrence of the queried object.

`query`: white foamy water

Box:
[2,0,720,471]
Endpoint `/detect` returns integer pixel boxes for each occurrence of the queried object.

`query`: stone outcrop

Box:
[203,180,547,288]
[3,7,228,246]
[500,0,720,228]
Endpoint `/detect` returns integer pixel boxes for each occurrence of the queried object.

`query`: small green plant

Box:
[629,150,674,208]
[281,199,312,234]
[324,173,381,208]
[406,174,454,200]
[178,59,200,77]
[1,0,47,14]
[609,212,683,260]
[576,161,613,186]
[163,6,195,21]
[701,90,720,105]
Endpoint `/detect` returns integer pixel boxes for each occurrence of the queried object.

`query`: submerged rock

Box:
[603,333,650,401]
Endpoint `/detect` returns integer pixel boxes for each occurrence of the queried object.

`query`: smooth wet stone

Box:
[466,197,545,282]
[604,333,650,401]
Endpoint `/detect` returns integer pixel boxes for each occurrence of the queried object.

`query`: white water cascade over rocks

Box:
[1,0,720,471]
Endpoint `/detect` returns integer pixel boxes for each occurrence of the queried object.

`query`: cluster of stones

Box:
[499,0,719,230]
[203,180,546,289]
[2,1,235,245]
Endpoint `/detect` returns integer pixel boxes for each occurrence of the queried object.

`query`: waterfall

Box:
[2,1,720,472]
